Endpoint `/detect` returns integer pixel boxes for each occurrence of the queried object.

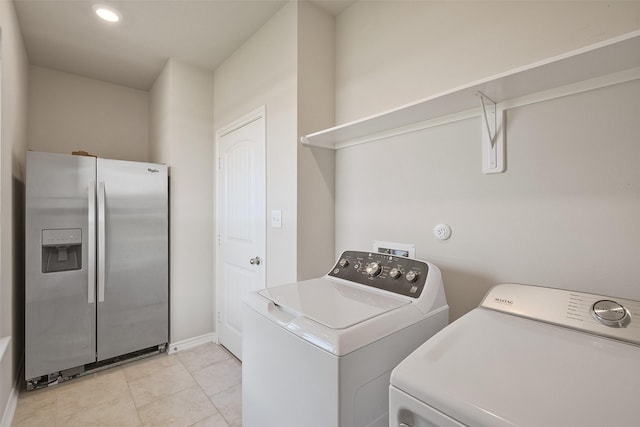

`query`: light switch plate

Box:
[271,210,282,228]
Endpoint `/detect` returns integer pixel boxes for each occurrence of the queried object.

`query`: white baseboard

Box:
[0,336,20,427]
[0,386,18,427]
[168,333,217,354]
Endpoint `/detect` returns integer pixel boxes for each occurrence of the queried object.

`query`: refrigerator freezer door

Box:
[25,151,97,380]
[96,158,168,361]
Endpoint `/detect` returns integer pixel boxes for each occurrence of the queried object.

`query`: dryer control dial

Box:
[365,262,383,277]
[591,300,630,328]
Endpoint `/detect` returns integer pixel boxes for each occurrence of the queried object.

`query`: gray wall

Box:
[214,0,338,288]
[297,1,336,280]
[334,1,640,124]
[333,1,640,321]
[27,66,149,161]
[0,0,29,423]
[214,1,299,288]
[336,80,640,321]
[149,59,215,345]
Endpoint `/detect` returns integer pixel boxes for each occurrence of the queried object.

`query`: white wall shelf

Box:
[300,30,640,151]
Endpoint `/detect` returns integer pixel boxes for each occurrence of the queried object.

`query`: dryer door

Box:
[390,386,464,427]
[391,308,640,427]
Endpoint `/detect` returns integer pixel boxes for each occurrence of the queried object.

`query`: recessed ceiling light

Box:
[93,5,121,23]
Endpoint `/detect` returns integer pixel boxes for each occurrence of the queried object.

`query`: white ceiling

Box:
[14,0,354,91]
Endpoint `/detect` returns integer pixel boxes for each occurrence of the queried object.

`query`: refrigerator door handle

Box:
[88,180,96,303]
[98,180,106,303]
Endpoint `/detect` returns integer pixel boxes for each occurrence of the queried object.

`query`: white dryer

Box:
[390,283,640,427]
[243,250,448,427]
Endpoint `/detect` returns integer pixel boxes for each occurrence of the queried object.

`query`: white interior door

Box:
[216,107,266,360]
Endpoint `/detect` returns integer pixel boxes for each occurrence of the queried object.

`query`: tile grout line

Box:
[128,354,196,425]
[180,354,222,427]
[14,344,238,427]
[183,348,239,427]
[123,368,144,427]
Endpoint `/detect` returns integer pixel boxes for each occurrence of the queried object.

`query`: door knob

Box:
[250,256,261,265]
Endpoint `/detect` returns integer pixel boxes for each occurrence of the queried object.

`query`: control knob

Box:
[365,262,383,277]
[405,270,419,283]
[591,300,630,328]
[389,268,402,279]
[338,258,349,268]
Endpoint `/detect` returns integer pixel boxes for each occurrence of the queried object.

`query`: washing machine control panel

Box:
[482,283,640,346]
[328,251,429,298]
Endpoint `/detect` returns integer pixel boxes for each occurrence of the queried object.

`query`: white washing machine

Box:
[390,283,640,427]
[242,250,449,427]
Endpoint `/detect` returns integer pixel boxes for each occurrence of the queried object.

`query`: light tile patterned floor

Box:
[12,343,241,427]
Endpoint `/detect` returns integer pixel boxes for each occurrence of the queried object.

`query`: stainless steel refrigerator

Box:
[25,151,168,386]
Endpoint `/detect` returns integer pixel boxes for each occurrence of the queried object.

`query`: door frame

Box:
[214,105,266,349]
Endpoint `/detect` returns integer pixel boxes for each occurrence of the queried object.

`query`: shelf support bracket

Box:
[476,91,505,174]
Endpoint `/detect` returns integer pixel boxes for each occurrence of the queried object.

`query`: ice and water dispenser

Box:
[41,228,82,273]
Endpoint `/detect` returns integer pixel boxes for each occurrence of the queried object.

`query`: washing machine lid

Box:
[258,277,410,329]
[390,308,640,427]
